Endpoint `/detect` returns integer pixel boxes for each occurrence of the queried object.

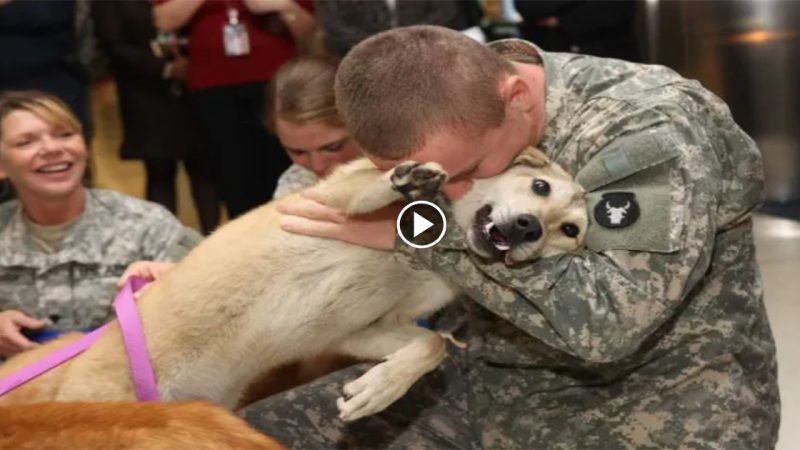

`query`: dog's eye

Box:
[532,179,550,196]
[561,223,580,238]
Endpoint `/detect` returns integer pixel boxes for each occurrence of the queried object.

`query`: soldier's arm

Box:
[272,164,319,199]
[398,122,733,363]
[139,207,203,262]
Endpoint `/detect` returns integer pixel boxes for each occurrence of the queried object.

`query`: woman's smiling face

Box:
[0,109,88,201]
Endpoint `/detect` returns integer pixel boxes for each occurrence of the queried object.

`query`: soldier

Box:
[249,26,780,448]
[0,90,200,358]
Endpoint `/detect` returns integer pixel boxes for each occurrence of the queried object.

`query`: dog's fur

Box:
[0,148,586,422]
[0,401,283,449]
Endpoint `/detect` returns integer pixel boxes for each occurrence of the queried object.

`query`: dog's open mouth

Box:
[472,205,511,258]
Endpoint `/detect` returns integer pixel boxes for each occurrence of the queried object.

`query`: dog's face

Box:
[455,148,587,265]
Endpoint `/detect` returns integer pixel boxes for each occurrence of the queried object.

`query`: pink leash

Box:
[0,276,160,401]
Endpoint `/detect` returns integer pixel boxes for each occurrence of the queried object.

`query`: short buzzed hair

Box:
[335,25,515,159]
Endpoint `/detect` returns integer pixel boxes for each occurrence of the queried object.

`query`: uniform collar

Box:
[487,38,569,154]
[0,190,105,269]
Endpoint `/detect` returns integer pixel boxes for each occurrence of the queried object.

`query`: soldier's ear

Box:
[513,147,550,168]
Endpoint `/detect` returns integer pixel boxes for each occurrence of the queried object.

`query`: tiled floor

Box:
[90,81,799,448]
[754,215,800,449]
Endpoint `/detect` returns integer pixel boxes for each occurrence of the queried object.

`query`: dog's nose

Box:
[506,214,542,245]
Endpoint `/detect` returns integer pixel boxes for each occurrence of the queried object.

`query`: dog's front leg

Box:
[341,161,449,215]
[331,323,446,422]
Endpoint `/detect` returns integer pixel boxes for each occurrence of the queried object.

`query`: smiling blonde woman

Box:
[0,90,201,357]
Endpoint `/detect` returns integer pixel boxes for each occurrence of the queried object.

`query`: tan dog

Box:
[0,148,586,422]
[0,401,283,449]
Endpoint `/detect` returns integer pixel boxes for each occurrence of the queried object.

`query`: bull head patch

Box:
[594,192,639,229]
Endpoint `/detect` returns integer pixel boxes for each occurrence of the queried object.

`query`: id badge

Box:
[223,8,250,57]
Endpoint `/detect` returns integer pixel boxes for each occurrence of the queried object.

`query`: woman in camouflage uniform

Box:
[0,91,200,358]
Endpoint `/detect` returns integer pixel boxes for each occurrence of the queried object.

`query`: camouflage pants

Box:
[240,349,780,449]
[240,356,481,450]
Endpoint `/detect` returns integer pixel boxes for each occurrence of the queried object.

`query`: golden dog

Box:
[0,148,586,424]
[0,401,283,449]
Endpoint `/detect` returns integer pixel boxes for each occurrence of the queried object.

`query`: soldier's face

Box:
[369,70,544,199]
[370,123,529,200]
[0,110,88,201]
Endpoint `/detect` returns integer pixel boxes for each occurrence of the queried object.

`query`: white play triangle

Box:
[413,212,434,237]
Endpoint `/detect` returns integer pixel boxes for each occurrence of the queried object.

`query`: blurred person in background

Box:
[0,0,92,204]
[0,91,200,358]
[0,0,91,136]
[92,0,220,235]
[317,0,483,57]
[515,0,640,62]
[153,0,315,218]
[268,55,361,198]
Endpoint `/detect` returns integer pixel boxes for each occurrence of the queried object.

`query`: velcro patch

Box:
[594,192,639,228]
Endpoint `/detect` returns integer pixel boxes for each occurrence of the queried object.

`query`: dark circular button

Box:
[396,201,447,248]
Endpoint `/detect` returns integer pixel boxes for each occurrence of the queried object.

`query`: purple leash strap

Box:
[0,324,109,397]
[0,276,159,401]
[114,276,160,401]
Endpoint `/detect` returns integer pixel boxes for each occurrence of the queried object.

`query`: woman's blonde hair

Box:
[267,55,342,131]
[0,90,82,146]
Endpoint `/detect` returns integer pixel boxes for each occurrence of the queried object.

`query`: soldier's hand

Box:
[117,261,177,294]
[0,310,43,357]
[277,195,399,251]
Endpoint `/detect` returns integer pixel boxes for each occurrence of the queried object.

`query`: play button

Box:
[413,212,433,237]
[397,201,447,249]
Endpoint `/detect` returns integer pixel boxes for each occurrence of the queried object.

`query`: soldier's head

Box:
[336,25,547,199]
[268,55,362,178]
[0,90,88,202]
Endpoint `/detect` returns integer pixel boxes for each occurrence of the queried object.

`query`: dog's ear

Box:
[512,147,550,168]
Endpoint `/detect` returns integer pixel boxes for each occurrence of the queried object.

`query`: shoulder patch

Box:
[594,192,640,228]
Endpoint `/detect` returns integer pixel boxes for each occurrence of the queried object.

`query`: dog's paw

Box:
[336,363,412,422]
[390,161,448,201]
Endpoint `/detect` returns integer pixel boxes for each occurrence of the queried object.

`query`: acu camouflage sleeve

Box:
[140,207,203,262]
[398,122,723,363]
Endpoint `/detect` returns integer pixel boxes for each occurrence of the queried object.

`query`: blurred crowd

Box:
[0,0,641,219]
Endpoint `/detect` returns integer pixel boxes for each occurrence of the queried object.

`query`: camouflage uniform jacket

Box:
[398,40,780,448]
[0,189,202,330]
[273,163,319,199]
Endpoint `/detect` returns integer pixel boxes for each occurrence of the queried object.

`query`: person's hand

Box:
[242,0,291,14]
[165,56,188,80]
[277,194,401,251]
[0,0,15,6]
[537,17,560,28]
[117,261,177,290]
[0,310,43,357]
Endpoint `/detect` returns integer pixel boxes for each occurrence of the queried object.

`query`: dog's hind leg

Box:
[330,323,446,422]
